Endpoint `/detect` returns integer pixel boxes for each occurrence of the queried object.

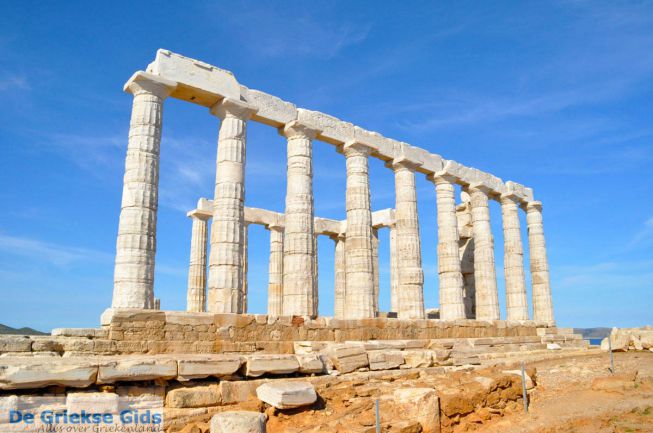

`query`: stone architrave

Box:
[333,235,346,319]
[207,98,257,314]
[500,194,529,321]
[525,201,554,324]
[390,161,425,319]
[113,72,176,309]
[186,210,210,312]
[431,174,466,321]
[467,184,500,321]
[280,121,319,317]
[267,225,284,316]
[343,142,376,319]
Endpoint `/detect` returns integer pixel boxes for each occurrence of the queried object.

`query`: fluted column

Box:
[524,201,554,324]
[390,161,425,319]
[467,184,500,321]
[333,235,346,319]
[112,72,176,309]
[343,142,375,319]
[389,225,399,314]
[207,98,257,313]
[313,234,319,315]
[372,228,380,314]
[267,225,284,316]
[241,223,249,313]
[280,121,319,317]
[501,194,529,321]
[186,210,209,312]
[431,174,466,320]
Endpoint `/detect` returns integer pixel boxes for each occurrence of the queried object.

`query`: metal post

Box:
[375,398,381,433]
[608,337,615,374]
[520,361,528,413]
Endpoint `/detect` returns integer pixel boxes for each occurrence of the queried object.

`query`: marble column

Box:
[501,194,529,321]
[343,142,375,319]
[333,235,346,319]
[267,225,284,316]
[456,198,476,319]
[389,225,399,314]
[467,184,500,321]
[372,228,380,314]
[186,210,210,312]
[431,175,466,321]
[241,223,249,313]
[524,201,554,324]
[112,72,176,309]
[207,98,257,314]
[313,234,319,315]
[390,161,425,319]
[280,121,318,317]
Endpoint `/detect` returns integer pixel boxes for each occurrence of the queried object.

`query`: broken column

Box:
[525,201,555,324]
[343,142,376,319]
[186,209,210,312]
[280,121,319,317]
[467,184,500,321]
[112,71,176,309]
[501,193,529,321]
[207,98,257,314]
[431,174,466,321]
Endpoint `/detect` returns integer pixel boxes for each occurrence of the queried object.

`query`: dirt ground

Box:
[483,351,653,433]
[263,351,653,433]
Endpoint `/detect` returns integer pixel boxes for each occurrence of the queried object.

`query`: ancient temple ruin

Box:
[111,49,554,325]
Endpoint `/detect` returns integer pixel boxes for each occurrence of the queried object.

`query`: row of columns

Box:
[112,73,554,325]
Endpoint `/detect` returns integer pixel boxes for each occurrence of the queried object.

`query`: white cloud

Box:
[0,73,29,92]
[0,233,112,267]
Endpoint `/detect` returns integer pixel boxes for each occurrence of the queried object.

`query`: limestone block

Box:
[441,160,471,184]
[0,359,98,390]
[220,380,265,404]
[403,350,433,368]
[0,336,32,352]
[296,354,325,374]
[166,384,221,408]
[256,381,317,409]
[327,344,369,374]
[502,370,534,389]
[210,411,266,433]
[52,328,100,338]
[244,354,299,377]
[546,343,562,350]
[177,355,243,381]
[368,350,404,371]
[241,87,297,127]
[147,49,240,105]
[67,392,120,413]
[297,108,353,144]
[31,338,59,352]
[98,357,177,383]
[393,388,440,433]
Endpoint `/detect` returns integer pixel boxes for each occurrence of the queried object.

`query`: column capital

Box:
[523,200,543,212]
[279,120,319,139]
[385,159,420,171]
[209,97,258,120]
[342,141,373,157]
[124,71,177,98]
[266,222,284,232]
[466,182,494,196]
[187,209,212,220]
[428,173,458,185]
[499,192,522,206]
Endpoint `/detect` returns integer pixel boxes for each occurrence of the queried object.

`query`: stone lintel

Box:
[297,109,354,145]
[146,49,241,107]
[187,209,211,220]
[241,86,298,127]
[123,71,177,98]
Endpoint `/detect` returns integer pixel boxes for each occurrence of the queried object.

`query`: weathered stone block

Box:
[210,411,266,433]
[0,360,98,390]
[98,357,177,383]
[177,355,243,381]
[166,384,221,408]
[256,381,317,409]
[244,355,299,377]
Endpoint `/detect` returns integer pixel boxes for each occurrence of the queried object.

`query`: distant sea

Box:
[589,338,603,346]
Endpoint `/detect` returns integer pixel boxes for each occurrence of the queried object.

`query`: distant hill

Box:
[574,327,611,339]
[0,323,47,336]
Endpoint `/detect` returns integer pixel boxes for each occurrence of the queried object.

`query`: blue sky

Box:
[1,1,651,331]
